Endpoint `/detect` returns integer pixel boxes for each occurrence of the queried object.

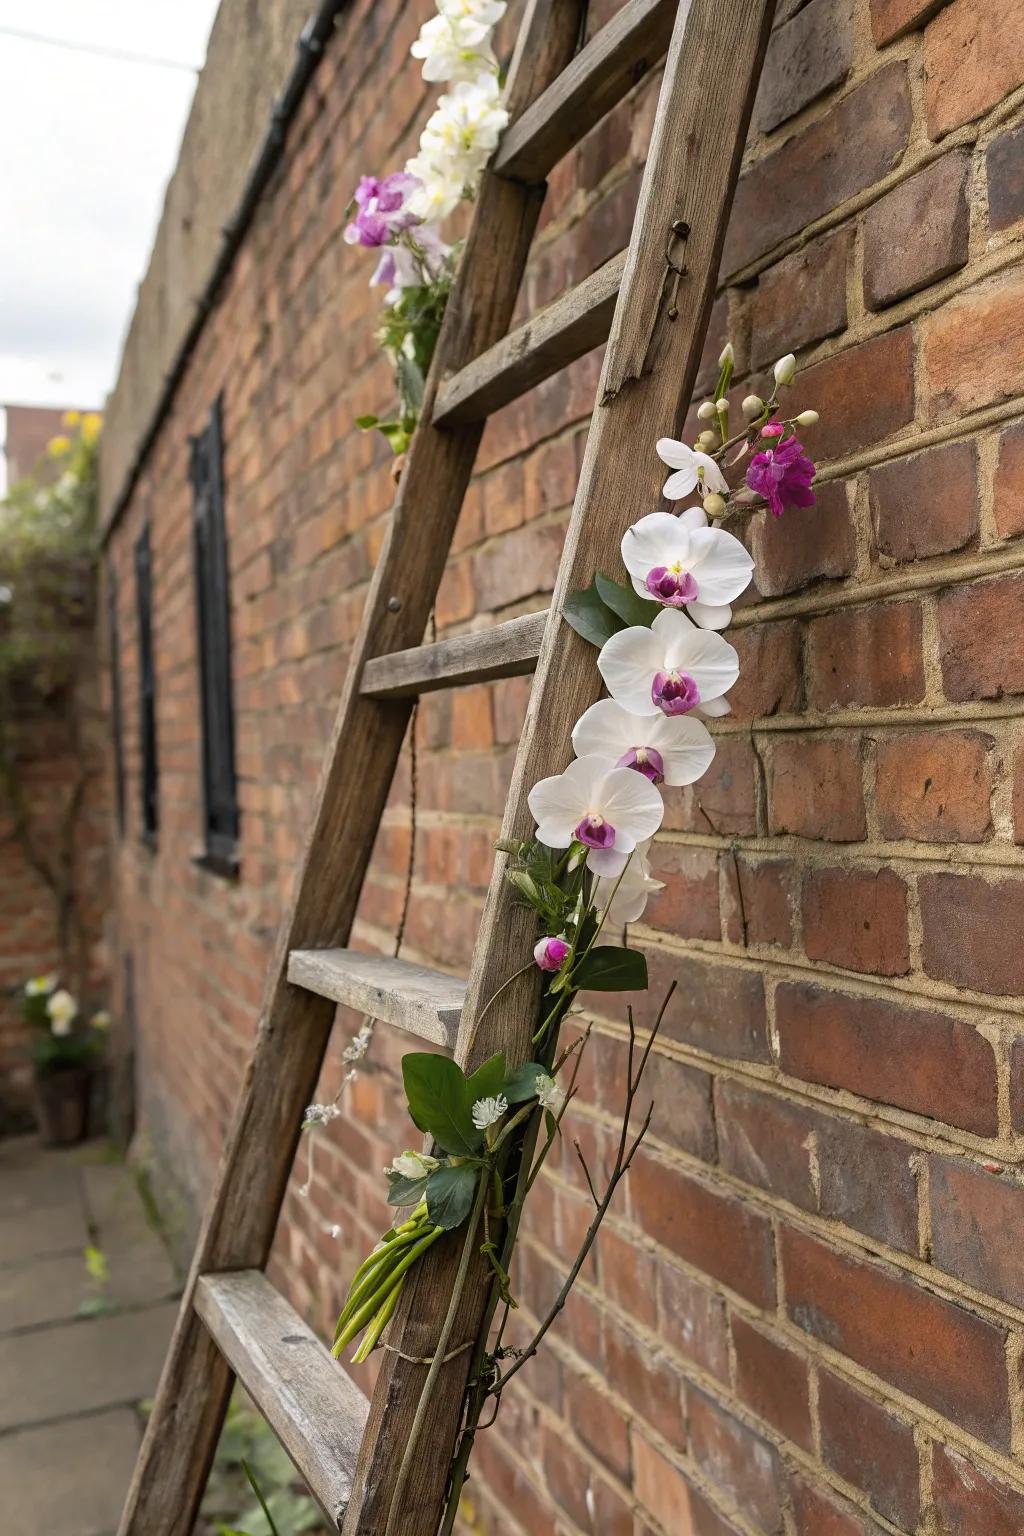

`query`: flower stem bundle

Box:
[333,1201,443,1364]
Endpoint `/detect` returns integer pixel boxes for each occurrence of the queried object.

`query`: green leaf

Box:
[355,414,379,430]
[562,582,625,648]
[466,1051,506,1106]
[574,945,648,992]
[386,1173,431,1208]
[396,352,425,414]
[595,570,661,629]
[503,1062,549,1104]
[425,1164,480,1230]
[402,1054,480,1155]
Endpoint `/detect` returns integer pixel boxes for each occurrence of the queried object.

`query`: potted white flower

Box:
[20,975,108,1144]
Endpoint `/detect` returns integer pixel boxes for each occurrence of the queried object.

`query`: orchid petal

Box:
[685,599,733,631]
[685,526,754,604]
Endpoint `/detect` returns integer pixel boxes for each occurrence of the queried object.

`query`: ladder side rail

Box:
[117,5,587,1531]
[343,1,777,1530]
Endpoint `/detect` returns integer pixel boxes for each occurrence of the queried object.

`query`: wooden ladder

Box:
[118,1,773,1531]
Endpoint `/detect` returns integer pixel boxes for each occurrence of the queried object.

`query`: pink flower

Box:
[344,173,421,247]
[534,936,570,971]
[745,434,816,519]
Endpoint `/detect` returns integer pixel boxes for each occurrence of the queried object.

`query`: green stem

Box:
[352,1281,402,1365]
[333,1226,442,1356]
[382,1172,489,1536]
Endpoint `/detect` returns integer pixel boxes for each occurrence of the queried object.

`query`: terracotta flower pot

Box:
[32,1066,92,1146]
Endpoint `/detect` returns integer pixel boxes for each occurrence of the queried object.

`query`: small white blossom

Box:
[25,973,58,997]
[342,1020,374,1066]
[46,989,77,1035]
[388,1150,442,1180]
[536,1074,566,1115]
[471,1094,508,1130]
[304,1101,342,1128]
[90,1010,112,1030]
[411,12,499,83]
[656,438,729,501]
[774,352,797,386]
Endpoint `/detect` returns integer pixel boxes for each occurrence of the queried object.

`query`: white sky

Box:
[0,0,221,413]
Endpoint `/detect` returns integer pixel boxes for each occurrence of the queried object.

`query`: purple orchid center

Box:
[575,814,616,849]
[652,669,701,716]
[617,746,665,784]
[645,566,699,606]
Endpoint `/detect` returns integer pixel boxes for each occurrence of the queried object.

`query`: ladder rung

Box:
[194,1270,368,1532]
[432,253,624,429]
[288,948,464,1048]
[493,0,676,182]
[361,610,548,699]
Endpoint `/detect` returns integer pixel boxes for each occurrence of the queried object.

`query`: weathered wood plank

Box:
[432,255,624,428]
[360,611,548,698]
[358,1,776,1533]
[115,7,587,1535]
[195,1272,368,1532]
[494,0,676,182]
[288,949,464,1048]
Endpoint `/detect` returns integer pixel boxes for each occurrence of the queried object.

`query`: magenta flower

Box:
[344,173,421,247]
[745,434,816,519]
[534,936,570,972]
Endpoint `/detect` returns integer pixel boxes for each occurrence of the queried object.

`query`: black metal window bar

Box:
[190,398,239,874]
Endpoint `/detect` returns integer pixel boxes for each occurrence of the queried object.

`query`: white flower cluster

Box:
[527,437,756,928]
[405,0,509,223]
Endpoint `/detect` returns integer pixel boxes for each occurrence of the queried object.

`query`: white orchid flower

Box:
[527,755,664,877]
[598,607,739,718]
[471,1094,507,1130]
[25,972,58,997]
[571,698,715,787]
[411,13,499,83]
[46,988,78,1035]
[418,75,509,170]
[657,437,729,501]
[594,840,665,925]
[535,1074,566,1115]
[621,510,753,630]
[438,0,506,25]
[388,1150,441,1180]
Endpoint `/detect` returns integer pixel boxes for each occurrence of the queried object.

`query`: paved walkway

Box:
[0,1136,180,1536]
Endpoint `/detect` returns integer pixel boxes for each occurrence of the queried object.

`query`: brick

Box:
[688,1389,783,1532]
[725,63,912,272]
[804,327,917,463]
[930,1155,1024,1307]
[753,0,854,134]
[924,273,1024,419]
[781,1225,1010,1444]
[870,0,949,43]
[632,1436,742,1536]
[818,1371,920,1528]
[863,151,970,310]
[596,1222,659,1330]
[592,944,772,1062]
[924,0,1024,137]
[932,1443,1024,1536]
[723,856,796,948]
[602,1314,686,1449]
[716,1080,818,1208]
[728,621,804,720]
[750,481,856,597]
[656,1262,730,1381]
[869,439,978,561]
[807,601,925,710]
[629,1151,776,1306]
[987,122,1024,231]
[645,843,721,941]
[731,1316,813,1450]
[939,575,1024,701]
[875,728,993,842]
[802,866,911,976]
[640,1050,717,1161]
[671,737,759,837]
[790,1477,886,1536]
[920,871,1024,995]
[817,1118,919,1252]
[994,420,1024,539]
[775,980,999,1135]
[768,736,867,842]
[751,228,851,365]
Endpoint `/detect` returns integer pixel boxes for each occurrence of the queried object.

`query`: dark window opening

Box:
[134,525,158,841]
[107,562,126,835]
[190,398,239,875]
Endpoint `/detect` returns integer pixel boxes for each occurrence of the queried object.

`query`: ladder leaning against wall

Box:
[118,0,775,1531]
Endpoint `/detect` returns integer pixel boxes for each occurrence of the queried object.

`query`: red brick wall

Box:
[103,0,1024,1530]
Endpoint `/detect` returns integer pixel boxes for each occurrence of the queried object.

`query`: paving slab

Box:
[0,1300,178,1429]
[0,1138,83,1216]
[0,1407,141,1536]
[81,1161,157,1251]
[0,1196,89,1265]
[0,1240,179,1333]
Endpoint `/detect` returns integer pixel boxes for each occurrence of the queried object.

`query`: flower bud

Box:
[773,353,797,386]
[697,400,717,422]
[702,493,727,518]
[718,342,735,368]
[715,398,730,414]
[742,394,764,419]
[534,936,570,972]
[697,430,718,451]
[795,409,819,427]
